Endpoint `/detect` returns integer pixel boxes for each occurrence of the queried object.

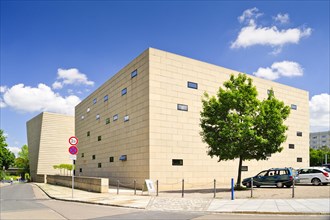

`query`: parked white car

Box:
[296,167,330,185]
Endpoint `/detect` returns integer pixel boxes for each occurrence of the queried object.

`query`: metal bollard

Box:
[156,180,159,196]
[117,180,119,195]
[250,178,253,198]
[292,179,295,198]
[231,178,234,200]
[182,179,184,198]
[213,179,216,198]
[134,179,136,195]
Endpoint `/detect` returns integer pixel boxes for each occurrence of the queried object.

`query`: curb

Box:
[210,211,330,216]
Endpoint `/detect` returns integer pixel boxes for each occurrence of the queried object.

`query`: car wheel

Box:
[276,182,284,188]
[256,184,261,188]
[311,178,321,186]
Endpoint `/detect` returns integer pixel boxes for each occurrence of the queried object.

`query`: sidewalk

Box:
[34,183,330,215]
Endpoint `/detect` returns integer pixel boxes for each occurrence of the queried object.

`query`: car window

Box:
[267,170,276,176]
[278,170,287,175]
[257,171,268,177]
[324,168,330,172]
[299,169,309,174]
[311,169,322,173]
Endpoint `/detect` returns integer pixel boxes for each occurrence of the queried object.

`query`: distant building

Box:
[26,112,74,182]
[310,131,330,149]
[75,48,309,189]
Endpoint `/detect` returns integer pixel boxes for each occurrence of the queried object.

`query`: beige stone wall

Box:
[27,112,74,181]
[148,48,309,190]
[75,50,150,188]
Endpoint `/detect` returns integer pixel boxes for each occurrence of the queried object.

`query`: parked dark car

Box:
[242,168,294,188]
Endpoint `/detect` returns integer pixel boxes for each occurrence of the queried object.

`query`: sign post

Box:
[68,136,78,199]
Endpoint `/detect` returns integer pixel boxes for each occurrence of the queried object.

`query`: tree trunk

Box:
[236,156,243,187]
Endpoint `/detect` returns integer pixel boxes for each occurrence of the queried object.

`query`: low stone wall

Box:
[35,174,47,183]
[47,175,109,193]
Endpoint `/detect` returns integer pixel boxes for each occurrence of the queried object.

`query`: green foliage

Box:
[53,164,74,175]
[310,146,330,166]
[0,129,15,170]
[200,74,290,186]
[15,145,30,175]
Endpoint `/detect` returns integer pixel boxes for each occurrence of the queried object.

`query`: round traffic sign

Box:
[69,136,78,145]
[68,145,78,155]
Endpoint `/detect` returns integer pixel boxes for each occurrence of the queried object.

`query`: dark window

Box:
[119,155,127,161]
[98,136,102,141]
[105,118,110,124]
[87,131,90,137]
[289,144,295,149]
[121,88,127,96]
[291,104,297,110]
[113,114,118,121]
[131,69,138,78]
[187,81,198,89]
[92,155,96,160]
[124,115,129,122]
[297,157,302,162]
[81,153,84,158]
[312,136,317,139]
[93,98,97,104]
[109,157,114,162]
[104,95,108,102]
[241,166,248,171]
[79,168,82,172]
[177,104,188,111]
[98,163,102,168]
[311,169,322,173]
[172,159,183,166]
[297,131,302,137]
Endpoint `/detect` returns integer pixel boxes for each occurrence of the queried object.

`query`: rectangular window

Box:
[121,88,127,96]
[177,104,188,111]
[105,118,110,124]
[297,157,303,162]
[109,156,114,162]
[321,135,326,138]
[104,95,108,102]
[187,81,198,89]
[81,153,84,158]
[289,144,295,149]
[172,159,183,166]
[131,69,138,78]
[93,98,97,104]
[241,166,248,171]
[113,114,118,121]
[313,136,317,139]
[119,155,127,161]
[98,163,102,168]
[96,114,100,120]
[291,104,297,110]
[98,136,102,141]
[92,155,96,160]
[297,131,302,137]
[124,115,129,122]
[87,131,90,137]
[79,168,82,172]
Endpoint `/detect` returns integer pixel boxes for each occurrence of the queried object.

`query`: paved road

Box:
[0,183,328,220]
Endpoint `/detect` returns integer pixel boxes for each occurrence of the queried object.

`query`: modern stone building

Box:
[310,131,330,149]
[27,112,74,182]
[75,48,309,189]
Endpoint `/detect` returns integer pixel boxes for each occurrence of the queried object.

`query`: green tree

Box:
[15,145,30,176]
[0,129,15,170]
[200,74,290,187]
[310,146,330,166]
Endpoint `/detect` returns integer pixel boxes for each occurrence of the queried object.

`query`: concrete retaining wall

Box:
[47,175,109,193]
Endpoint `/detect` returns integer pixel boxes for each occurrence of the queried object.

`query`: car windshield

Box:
[257,170,268,177]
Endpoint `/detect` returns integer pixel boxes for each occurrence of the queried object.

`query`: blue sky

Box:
[1,1,329,155]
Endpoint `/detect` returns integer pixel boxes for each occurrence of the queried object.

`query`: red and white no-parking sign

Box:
[68,136,78,145]
[68,145,78,155]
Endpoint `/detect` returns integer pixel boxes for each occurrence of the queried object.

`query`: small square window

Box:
[172,159,183,166]
[81,153,84,158]
[187,81,198,89]
[119,155,127,161]
[109,157,114,162]
[241,166,248,171]
[98,136,102,141]
[113,114,118,121]
[313,136,317,139]
[105,118,110,124]
[98,163,102,168]
[177,104,188,111]
[104,95,108,102]
[92,155,96,160]
[96,114,100,120]
[79,168,82,172]
[289,144,295,149]
[291,104,297,110]
[87,131,90,137]
[131,69,138,78]
[121,88,127,96]
[297,131,302,137]
[297,157,302,162]
[87,107,90,113]
[93,98,97,104]
[124,115,129,122]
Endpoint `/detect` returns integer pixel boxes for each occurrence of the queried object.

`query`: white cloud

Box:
[253,61,303,80]
[274,13,290,24]
[0,86,8,93]
[2,83,80,115]
[231,8,312,54]
[52,68,94,89]
[8,146,21,157]
[0,98,7,108]
[309,93,330,132]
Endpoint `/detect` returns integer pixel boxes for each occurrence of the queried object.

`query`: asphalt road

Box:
[0,183,328,220]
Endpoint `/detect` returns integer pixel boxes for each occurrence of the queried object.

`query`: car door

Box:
[255,170,268,185]
[298,169,310,183]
